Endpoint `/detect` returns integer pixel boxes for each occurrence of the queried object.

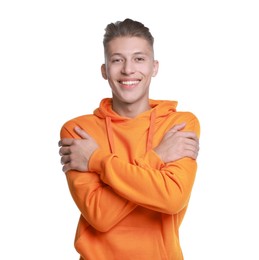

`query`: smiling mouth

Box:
[120,80,140,86]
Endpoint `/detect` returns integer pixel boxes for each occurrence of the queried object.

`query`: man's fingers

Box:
[58,138,74,147]
[74,126,90,139]
[185,137,200,152]
[60,155,70,165]
[62,163,70,173]
[168,122,186,133]
[58,127,90,148]
[185,149,199,160]
[59,146,71,156]
[180,131,199,141]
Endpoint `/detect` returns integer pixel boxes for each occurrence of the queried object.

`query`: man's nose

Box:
[121,60,135,75]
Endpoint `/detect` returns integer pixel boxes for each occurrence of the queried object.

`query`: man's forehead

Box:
[106,37,153,56]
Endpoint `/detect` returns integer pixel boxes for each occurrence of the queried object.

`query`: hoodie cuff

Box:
[135,150,165,170]
[88,149,111,174]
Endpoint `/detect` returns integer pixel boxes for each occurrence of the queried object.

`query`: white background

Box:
[1,0,258,259]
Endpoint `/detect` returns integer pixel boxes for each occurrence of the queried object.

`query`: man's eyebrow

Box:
[133,51,148,56]
[109,53,123,57]
[110,51,148,56]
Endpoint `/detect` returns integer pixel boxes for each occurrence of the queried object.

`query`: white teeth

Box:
[121,81,139,85]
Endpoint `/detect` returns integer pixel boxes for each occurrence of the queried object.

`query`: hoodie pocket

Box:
[102,226,169,260]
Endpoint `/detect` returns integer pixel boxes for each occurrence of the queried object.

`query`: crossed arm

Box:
[59,122,199,173]
[58,122,199,231]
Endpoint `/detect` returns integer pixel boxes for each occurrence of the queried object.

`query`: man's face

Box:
[101,36,159,110]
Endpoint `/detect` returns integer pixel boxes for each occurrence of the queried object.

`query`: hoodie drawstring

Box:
[146,109,156,151]
[105,117,115,153]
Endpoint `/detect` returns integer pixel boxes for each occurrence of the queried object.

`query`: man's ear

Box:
[101,64,107,80]
[152,60,159,77]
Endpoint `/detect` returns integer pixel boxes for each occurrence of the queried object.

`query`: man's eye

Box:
[112,59,122,63]
[136,57,145,62]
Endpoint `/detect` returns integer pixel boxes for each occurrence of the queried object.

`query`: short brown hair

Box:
[103,18,154,54]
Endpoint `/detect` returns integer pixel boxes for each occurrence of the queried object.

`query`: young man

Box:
[58,18,200,260]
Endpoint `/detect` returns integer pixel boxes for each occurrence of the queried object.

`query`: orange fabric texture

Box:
[60,98,200,260]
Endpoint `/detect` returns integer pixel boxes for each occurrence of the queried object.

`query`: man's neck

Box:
[112,100,151,118]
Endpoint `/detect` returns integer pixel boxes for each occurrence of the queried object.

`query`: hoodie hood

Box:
[94,98,177,121]
[93,98,178,153]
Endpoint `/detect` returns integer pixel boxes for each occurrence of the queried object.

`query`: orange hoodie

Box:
[60,98,200,260]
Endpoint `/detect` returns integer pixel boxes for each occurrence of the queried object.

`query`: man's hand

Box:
[153,122,199,163]
[58,127,99,173]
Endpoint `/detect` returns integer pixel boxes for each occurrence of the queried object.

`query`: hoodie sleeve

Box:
[89,114,200,215]
[60,124,137,232]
